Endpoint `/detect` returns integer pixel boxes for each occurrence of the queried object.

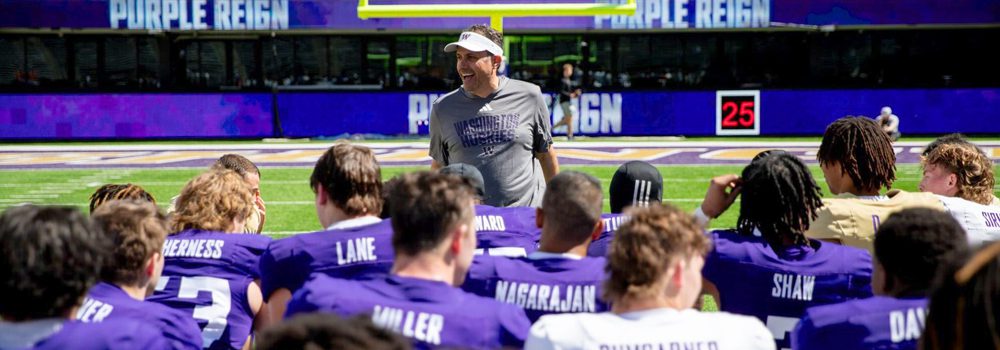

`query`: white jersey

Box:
[937,195,1000,247]
[525,308,775,350]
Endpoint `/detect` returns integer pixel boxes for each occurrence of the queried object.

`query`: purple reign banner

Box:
[0,0,997,30]
[0,93,273,139]
[277,88,1000,137]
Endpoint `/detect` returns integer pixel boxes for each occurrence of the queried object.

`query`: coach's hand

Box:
[701,174,742,219]
[255,195,267,233]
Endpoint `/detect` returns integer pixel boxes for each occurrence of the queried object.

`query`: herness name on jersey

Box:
[983,211,1000,228]
[476,215,507,232]
[76,298,114,322]
[371,305,444,345]
[495,281,597,312]
[336,237,378,265]
[162,238,225,259]
[771,273,815,301]
[603,215,630,233]
[597,341,720,350]
[890,307,926,343]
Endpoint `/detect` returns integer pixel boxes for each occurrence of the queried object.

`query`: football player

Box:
[285,171,531,349]
[809,117,1000,252]
[259,143,393,326]
[793,208,967,349]
[588,160,662,258]
[79,200,202,350]
[147,169,272,350]
[89,183,156,214]
[0,205,169,349]
[699,151,873,349]
[440,163,541,257]
[525,204,774,350]
[462,171,609,322]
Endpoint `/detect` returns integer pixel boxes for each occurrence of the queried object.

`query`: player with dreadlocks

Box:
[89,183,156,214]
[698,151,873,349]
[807,116,1000,251]
[816,116,897,197]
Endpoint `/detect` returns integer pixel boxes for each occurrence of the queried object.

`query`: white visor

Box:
[443,32,504,56]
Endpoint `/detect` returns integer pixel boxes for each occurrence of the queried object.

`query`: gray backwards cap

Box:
[439,163,487,199]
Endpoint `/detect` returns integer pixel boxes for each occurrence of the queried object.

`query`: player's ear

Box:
[145,252,160,279]
[535,207,544,229]
[590,219,605,242]
[314,185,329,206]
[947,173,957,188]
[449,223,469,254]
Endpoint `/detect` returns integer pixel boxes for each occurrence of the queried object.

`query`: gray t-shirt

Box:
[429,77,553,207]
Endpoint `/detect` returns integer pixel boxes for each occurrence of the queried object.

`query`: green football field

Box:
[3,163,986,240]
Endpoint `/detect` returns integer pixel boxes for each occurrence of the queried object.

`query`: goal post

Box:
[356,0,637,32]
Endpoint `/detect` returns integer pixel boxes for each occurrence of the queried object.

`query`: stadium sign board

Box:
[0,0,997,31]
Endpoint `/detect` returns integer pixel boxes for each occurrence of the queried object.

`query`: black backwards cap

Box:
[609,161,663,214]
[439,163,487,199]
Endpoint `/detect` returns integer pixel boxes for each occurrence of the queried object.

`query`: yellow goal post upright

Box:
[356,0,637,33]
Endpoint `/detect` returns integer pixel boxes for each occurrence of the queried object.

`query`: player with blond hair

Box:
[148,169,272,350]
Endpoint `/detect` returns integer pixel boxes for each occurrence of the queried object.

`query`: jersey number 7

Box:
[766,315,797,350]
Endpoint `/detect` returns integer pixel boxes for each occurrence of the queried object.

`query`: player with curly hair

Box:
[148,169,272,350]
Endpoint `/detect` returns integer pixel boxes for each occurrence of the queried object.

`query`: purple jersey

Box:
[461,254,609,323]
[259,220,394,298]
[703,230,873,350]
[15,319,169,350]
[147,230,271,350]
[587,213,630,257]
[792,296,927,350]
[76,282,202,350]
[286,274,531,349]
[474,205,540,257]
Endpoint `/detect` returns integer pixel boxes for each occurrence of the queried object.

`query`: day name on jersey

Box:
[890,307,926,343]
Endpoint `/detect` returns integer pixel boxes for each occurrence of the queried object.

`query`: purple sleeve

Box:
[284,283,322,319]
[849,251,875,299]
[127,323,173,350]
[460,256,497,296]
[791,313,826,350]
[159,308,204,350]
[259,240,308,298]
[498,303,531,348]
[239,235,272,278]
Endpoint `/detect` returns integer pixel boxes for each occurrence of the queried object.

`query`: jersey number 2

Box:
[156,276,232,347]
